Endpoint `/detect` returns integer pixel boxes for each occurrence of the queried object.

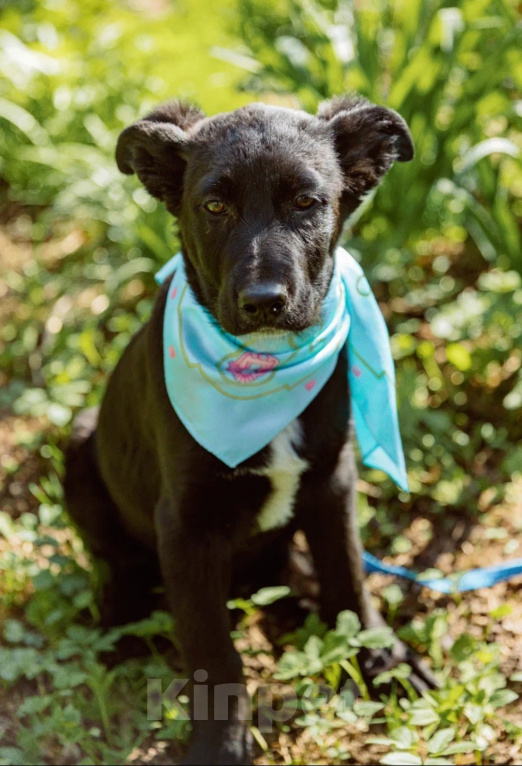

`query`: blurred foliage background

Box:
[1,0,522,764]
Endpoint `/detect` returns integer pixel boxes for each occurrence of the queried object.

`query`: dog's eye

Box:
[204,200,227,215]
[294,195,316,210]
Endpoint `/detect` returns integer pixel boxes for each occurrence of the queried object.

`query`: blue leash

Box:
[363,550,522,594]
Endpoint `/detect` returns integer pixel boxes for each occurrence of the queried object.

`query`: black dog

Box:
[64,96,434,765]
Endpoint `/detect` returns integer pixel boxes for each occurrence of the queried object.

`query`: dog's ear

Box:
[116,101,205,212]
[317,95,413,214]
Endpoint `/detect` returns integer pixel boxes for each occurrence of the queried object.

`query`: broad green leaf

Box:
[490,689,519,709]
[320,632,351,666]
[353,626,395,650]
[17,695,52,717]
[390,726,417,749]
[380,753,423,766]
[353,700,384,717]
[409,704,440,727]
[427,728,455,755]
[336,610,361,639]
[443,741,480,755]
[304,635,323,660]
[373,663,412,687]
[3,620,25,644]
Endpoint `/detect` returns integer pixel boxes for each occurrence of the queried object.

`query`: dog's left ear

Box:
[317,95,414,214]
[116,101,205,214]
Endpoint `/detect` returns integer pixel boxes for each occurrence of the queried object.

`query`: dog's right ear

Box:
[116,101,205,213]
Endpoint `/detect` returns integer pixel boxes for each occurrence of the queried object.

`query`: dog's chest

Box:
[236,420,309,532]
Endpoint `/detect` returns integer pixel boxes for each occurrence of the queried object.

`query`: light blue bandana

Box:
[155,247,408,491]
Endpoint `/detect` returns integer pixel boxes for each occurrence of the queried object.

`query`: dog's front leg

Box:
[297,445,374,629]
[155,497,252,766]
[297,446,436,692]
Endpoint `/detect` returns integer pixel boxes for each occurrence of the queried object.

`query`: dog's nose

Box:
[238,283,287,320]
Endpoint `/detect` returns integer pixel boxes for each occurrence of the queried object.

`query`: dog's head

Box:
[117,97,413,335]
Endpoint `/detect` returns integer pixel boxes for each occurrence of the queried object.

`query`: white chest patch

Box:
[254,420,309,532]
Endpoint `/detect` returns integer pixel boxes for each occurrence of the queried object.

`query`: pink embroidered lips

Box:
[227,352,278,383]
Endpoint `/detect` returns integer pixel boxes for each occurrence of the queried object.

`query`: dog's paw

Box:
[180,723,253,766]
[360,639,438,695]
[181,749,252,766]
[180,743,253,766]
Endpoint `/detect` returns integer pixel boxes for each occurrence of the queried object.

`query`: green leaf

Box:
[38,504,62,526]
[17,695,52,717]
[353,626,395,650]
[380,753,422,766]
[320,632,352,666]
[427,728,455,755]
[324,662,342,690]
[335,610,361,639]
[31,569,55,590]
[304,635,323,660]
[73,590,93,609]
[61,703,82,725]
[275,650,311,680]
[250,585,291,606]
[373,663,412,687]
[409,703,440,727]
[116,610,174,638]
[382,585,404,606]
[353,700,384,717]
[226,597,252,612]
[443,741,480,755]
[0,648,43,682]
[52,664,88,689]
[390,726,417,749]
[3,620,26,644]
[367,737,396,747]
[490,689,518,709]
[449,633,477,662]
[464,702,485,725]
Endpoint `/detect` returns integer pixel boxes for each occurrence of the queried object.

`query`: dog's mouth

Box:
[220,300,323,338]
[248,328,292,337]
[228,317,318,338]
